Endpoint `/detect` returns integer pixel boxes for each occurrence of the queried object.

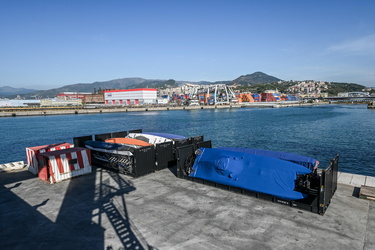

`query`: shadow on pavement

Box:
[0,167,155,249]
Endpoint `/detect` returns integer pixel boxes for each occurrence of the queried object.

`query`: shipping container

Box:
[273,93,281,101]
[261,93,276,102]
[239,93,254,102]
[287,95,298,101]
[252,94,260,102]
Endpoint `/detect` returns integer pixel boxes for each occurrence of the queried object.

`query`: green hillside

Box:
[231,72,282,85]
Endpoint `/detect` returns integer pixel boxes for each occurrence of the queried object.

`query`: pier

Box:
[1,164,374,249]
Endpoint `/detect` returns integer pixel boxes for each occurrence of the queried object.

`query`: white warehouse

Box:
[104,88,157,105]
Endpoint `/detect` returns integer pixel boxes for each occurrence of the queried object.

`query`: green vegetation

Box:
[231,71,282,85]
[325,82,369,95]
[234,80,371,96]
[128,79,178,89]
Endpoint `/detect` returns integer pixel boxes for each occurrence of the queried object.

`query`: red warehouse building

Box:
[104,88,158,105]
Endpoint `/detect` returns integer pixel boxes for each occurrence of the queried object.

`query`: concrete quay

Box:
[0,102,321,117]
[1,165,374,250]
[0,104,240,117]
[338,171,375,187]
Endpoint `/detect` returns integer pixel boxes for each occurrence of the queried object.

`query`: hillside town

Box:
[285,81,329,98]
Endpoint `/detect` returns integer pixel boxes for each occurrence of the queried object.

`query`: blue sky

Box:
[1,0,375,90]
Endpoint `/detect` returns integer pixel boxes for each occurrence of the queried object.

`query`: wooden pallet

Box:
[360,185,375,200]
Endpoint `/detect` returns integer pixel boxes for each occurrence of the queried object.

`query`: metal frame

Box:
[187,84,237,105]
[73,129,202,178]
[95,133,111,142]
[155,141,174,170]
[73,129,156,177]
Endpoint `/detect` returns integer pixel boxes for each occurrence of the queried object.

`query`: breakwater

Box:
[0,102,320,117]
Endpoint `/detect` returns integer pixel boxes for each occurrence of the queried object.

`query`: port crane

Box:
[186,84,237,105]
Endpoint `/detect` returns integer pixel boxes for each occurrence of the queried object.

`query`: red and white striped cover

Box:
[26,143,74,175]
[38,147,92,184]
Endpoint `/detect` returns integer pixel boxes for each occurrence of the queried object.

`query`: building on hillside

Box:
[158,85,190,96]
[104,89,157,105]
[264,90,278,93]
[40,98,82,107]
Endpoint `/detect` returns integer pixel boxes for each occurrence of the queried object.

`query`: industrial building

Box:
[104,89,157,105]
[56,91,105,104]
[40,98,82,107]
[56,92,91,100]
[0,99,40,107]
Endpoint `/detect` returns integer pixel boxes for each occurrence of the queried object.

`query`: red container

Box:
[261,93,277,102]
[38,147,92,184]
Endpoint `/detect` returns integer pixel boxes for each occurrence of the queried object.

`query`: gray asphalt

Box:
[1,166,374,250]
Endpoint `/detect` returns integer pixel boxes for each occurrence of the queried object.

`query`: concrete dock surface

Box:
[1,166,374,250]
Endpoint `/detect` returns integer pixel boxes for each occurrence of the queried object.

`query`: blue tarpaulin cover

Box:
[218,147,318,170]
[189,148,312,200]
[143,132,186,139]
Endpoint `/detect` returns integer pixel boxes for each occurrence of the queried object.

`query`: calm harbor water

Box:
[1,104,374,177]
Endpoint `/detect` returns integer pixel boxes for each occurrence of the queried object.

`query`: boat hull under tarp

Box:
[142,132,186,140]
[83,140,139,175]
[105,137,152,147]
[189,148,312,200]
[84,140,137,156]
[217,147,318,171]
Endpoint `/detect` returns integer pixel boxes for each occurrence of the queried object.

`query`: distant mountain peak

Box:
[0,86,39,96]
[232,72,282,85]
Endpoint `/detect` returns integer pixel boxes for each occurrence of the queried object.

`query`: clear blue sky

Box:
[1,0,375,90]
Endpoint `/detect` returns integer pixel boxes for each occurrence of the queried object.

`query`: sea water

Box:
[1,104,374,177]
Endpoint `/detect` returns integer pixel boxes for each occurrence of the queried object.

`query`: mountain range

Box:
[2,72,370,99]
[1,72,282,98]
[0,86,39,96]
